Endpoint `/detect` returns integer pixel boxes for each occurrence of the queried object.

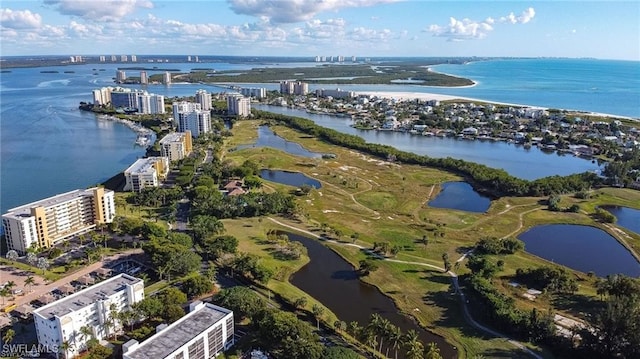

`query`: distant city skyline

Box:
[1,1,638,61]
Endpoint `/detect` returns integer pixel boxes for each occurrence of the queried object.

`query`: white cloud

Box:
[44,0,153,22]
[428,7,534,41]
[0,8,42,29]
[428,17,493,41]
[500,7,536,24]
[227,0,399,24]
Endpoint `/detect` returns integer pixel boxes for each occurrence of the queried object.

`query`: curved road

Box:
[267,217,543,359]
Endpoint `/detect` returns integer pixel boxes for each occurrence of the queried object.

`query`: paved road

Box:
[267,217,543,359]
[7,249,143,309]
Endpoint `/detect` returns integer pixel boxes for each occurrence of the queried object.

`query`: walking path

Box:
[267,217,543,359]
[8,249,143,308]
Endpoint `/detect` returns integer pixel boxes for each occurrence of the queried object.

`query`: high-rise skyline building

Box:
[99,55,106,62]
[2,187,115,254]
[131,55,137,62]
[227,94,251,117]
[116,70,127,83]
[163,71,172,85]
[159,132,193,162]
[140,71,148,85]
[195,89,212,111]
[121,55,128,62]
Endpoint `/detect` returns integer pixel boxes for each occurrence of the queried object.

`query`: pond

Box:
[288,232,457,359]
[427,182,492,213]
[236,125,324,158]
[601,206,640,235]
[518,224,640,277]
[260,169,322,189]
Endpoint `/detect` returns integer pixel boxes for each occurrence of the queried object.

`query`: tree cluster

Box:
[515,267,579,294]
[476,237,524,255]
[255,111,602,197]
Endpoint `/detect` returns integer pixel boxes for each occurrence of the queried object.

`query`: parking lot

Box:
[1,265,47,302]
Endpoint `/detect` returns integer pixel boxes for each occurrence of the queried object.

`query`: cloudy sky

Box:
[1,0,638,60]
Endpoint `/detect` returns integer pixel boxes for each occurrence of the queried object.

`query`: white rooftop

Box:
[124,302,232,359]
[124,157,165,175]
[33,273,141,320]
[3,188,105,219]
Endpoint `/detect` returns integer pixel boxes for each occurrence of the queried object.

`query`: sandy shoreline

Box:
[354,90,637,121]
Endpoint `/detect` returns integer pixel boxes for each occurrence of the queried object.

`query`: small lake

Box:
[601,206,640,235]
[260,169,322,189]
[288,232,457,358]
[518,224,640,277]
[427,182,491,213]
[237,125,324,158]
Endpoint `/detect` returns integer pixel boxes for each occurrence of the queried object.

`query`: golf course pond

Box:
[518,224,640,277]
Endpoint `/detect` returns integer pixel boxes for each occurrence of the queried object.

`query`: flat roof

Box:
[125,303,231,359]
[3,187,108,219]
[33,274,141,320]
[159,132,185,144]
[124,157,165,174]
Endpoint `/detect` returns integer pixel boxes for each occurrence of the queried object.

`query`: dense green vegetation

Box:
[176,63,474,86]
[255,111,601,196]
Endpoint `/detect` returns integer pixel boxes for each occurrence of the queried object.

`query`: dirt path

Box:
[267,217,543,359]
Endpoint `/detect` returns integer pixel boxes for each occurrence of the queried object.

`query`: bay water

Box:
[1,58,637,215]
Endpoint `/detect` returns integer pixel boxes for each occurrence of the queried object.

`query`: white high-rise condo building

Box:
[124,157,170,192]
[2,188,115,254]
[34,274,144,359]
[111,55,117,62]
[159,132,193,162]
[121,55,128,62]
[172,101,201,122]
[94,87,164,114]
[122,301,234,359]
[279,81,309,95]
[195,90,212,111]
[99,55,106,62]
[227,94,251,117]
[131,55,137,62]
[176,110,211,137]
[315,88,355,99]
[240,87,266,99]
[140,71,148,85]
[116,70,127,84]
[137,93,165,114]
[163,72,172,85]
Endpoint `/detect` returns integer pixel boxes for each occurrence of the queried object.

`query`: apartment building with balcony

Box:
[159,132,193,162]
[123,157,170,192]
[2,188,115,254]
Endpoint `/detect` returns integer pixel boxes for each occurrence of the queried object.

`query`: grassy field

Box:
[221,119,640,358]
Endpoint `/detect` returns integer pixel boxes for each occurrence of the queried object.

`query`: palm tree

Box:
[368,313,383,352]
[334,320,347,333]
[0,287,10,305]
[347,321,361,338]
[24,276,36,292]
[59,341,72,359]
[378,318,391,355]
[5,281,16,293]
[311,304,324,330]
[294,296,308,311]
[79,325,94,348]
[404,330,424,359]
[2,328,15,345]
[424,342,442,359]
[389,324,403,359]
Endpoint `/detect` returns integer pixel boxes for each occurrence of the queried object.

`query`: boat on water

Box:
[135,135,150,147]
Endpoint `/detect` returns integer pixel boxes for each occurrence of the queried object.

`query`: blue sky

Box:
[1,1,638,60]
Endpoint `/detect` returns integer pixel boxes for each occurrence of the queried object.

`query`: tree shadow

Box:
[551,293,604,318]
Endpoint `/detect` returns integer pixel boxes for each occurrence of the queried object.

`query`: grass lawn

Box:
[219,119,640,358]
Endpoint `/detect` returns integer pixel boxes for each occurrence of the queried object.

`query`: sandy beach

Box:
[354,91,541,109]
[354,91,637,121]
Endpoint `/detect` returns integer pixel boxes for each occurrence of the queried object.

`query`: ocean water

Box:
[0,58,637,215]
